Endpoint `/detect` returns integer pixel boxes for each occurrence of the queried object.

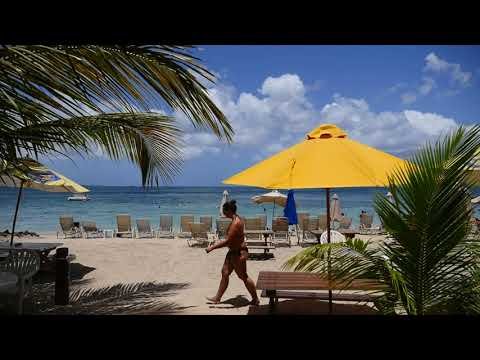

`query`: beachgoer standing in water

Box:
[205,200,260,306]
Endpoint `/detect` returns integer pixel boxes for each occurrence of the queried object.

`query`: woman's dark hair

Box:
[223,200,237,214]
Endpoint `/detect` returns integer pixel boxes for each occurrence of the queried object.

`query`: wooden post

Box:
[326,188,332,314]
[55,247,70,305]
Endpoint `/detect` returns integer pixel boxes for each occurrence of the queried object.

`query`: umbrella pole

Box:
[326,188,332,314]
[273,200,276,219]
[10,180,24,247]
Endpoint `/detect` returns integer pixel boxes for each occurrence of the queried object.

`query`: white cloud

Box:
[320,95,460,156]
[418,77,436,95]
[259,73,306,100]
[424,52,472,87]
[175,73,463,161]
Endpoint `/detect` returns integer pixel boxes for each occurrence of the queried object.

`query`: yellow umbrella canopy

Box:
[0,159,89,193]
[224,124,407,189]
[0,159,89,246]
[467,148,480,184]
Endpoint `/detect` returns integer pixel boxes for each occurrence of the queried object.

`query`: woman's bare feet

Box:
[206,296,221,304]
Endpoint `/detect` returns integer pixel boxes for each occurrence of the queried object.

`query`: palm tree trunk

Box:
[10,180,24,246]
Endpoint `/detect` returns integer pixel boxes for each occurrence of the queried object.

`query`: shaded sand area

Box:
[8,233,386,315]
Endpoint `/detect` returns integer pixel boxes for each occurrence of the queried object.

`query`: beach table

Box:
[0,242,64,271]
[244,230,274,246]
[244,230,275,257]
[308,230,324,244]
[338,229,357,240]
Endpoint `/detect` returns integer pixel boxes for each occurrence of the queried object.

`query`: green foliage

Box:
[284,125,480,314]
[0,45,233,185]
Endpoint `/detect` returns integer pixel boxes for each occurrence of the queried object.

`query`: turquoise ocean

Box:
[1,186,479,233]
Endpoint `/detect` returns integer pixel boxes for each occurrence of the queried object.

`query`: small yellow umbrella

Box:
[0,159,89,246]
[467,148,480,184]
[223,123,408,312]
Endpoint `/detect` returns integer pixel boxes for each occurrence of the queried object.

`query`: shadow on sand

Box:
[207,295,251,309]
[28,281,192,315]
[247,299,379,315]
[34,262,97,285]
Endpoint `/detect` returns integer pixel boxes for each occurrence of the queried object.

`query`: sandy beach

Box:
[7,232,386,315]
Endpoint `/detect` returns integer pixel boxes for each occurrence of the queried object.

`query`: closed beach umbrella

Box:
[223,123,408,312]
[251,189,287,218]
[386,191,394,203]
[330,193,342,223]
[283,190,298,225]
[219,190,230,217]
[0,159,89,246]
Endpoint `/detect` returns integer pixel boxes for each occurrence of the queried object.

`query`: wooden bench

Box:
[256,271,385,313]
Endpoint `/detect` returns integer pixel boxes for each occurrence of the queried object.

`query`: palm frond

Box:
[0,45,233,185]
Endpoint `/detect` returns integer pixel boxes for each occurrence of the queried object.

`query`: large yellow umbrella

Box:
[0,159,89,246]
[223,123,408,312]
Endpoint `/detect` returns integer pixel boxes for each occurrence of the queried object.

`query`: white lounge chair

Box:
[178,215,194,238]
[115,214,134,238]
[157,215,174,238]
[359,213,382,234]
[301,216,320,245]
[200,216,213,233]
[136,219,155,238]
[187,223,209,247]
[215,217,232,245]
[81,221,105,239]
[57,216,81,239]
[272,217,291,247]
[244,217,262,241]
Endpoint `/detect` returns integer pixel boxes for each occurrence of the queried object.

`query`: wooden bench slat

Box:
[260,290,379,302]
[256,271,384,291]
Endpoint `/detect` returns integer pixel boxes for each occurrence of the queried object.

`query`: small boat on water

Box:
[67,194,90,201]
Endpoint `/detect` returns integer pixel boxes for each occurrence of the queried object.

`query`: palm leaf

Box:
[0,45,233,185]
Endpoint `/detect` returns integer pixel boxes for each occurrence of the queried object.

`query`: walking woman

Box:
[205,200,260,306]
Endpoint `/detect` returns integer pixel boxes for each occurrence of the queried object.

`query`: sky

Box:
[45,45,480,186]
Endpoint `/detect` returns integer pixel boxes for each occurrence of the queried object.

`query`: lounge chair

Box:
[296,212,310,243]
[157,215,174,238]
[57,216,81,239]
[187,222,209,247]
[318,214,328,231]
[216,217,232,240]
[256,214,267,230]
[359,213,382,234]
[338,216,352,230]
[199,216,213,233]
[81,221,105,239]
[0,249,40,314]
[136,219,155,238]
[301,216,319,245]
[272,217,291,246]
[115,214,134,238]
[320,230,346,244]
[244,217,262,241]
[178,215,194,238]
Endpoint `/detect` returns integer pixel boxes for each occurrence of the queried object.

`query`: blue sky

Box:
[45,45,480,186]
